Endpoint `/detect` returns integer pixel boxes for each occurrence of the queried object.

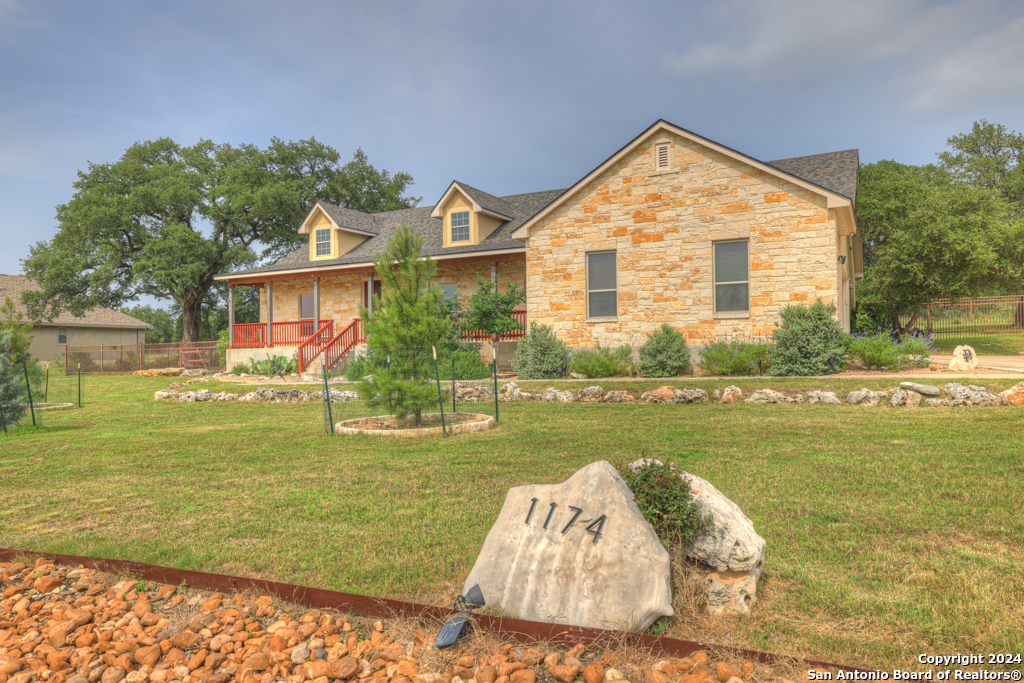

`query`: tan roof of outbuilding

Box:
[0,274,151,329]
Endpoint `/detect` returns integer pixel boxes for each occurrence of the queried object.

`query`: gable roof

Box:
[217,188,565,280]
[511,119,858,240]
[0,275,151,329]
[429,181,515,221]
[766,149,859,202]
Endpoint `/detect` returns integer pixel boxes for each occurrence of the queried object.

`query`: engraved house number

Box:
[524,497,607,544]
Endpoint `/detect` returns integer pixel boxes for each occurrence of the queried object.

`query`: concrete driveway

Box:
[931,354,1024,374]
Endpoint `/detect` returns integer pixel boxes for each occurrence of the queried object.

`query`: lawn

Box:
[1,374,1023,670]
[930,333,1024,356]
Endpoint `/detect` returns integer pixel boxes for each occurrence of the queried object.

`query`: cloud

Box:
[660,0,1024,113]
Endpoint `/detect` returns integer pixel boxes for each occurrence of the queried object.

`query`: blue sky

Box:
[2,0,1024,300]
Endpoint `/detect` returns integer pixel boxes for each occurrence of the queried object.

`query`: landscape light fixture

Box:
[434,584,485,648]
[748,362,753,376]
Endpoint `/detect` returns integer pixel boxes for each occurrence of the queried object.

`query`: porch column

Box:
[313,278,321,329]
[366,274,374,318]
[491,263,497,285]
[266,281,273,347]
[228,285,235,348]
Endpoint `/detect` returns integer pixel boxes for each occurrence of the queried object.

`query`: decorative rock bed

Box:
[333,412,494,438]
[154,387,360,404]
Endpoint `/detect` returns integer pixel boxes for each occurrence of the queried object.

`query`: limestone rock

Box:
[743,389,800,404]
[948,345,979,372]
[924,398,952,407]
[846,388,888,405]
[577,386,604,402]
[719,386,742,404]
[701,570,758,615]
[640,386,708,404]
[570,372,588,380]
[807,391,841,405]
[541,387,575,403]
[899,382,940,397]
[998,382,1024,406]
[943,383,1003,406]
[154,390,178,401]
[462,461,673,630]
[602,390,632,403]
[890,388,922,407]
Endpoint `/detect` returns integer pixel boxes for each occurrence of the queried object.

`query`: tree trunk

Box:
[1015,299,1024,329]
[180,298,201,343]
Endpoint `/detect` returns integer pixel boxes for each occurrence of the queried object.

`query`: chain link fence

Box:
[321,345,500,436]
[2,362,82,434]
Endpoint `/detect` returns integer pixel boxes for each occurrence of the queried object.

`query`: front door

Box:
[362,279,382,311]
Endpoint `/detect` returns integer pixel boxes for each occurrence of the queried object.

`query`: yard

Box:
[1,374,1023,670]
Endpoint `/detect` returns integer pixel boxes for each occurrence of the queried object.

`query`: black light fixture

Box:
[434,584,485,648]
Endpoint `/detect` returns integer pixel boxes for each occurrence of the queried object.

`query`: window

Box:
[714,240,749,313]
[441,284,459,301]
[58,327,67,345]
[655,143,671,171]
[451,211,470,242]
[315,228,332,256]
[300,294,315,320]
[587,251,617,318]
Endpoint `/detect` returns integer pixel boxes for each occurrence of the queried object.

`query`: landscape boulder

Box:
[577,386,604,402]
[541,387,576,403]
[462,461,673,630]
[899,382,940,397]
[943,383,1003,406]
[948,345,979,372]
[998,382,1024,406]
[602,390,633,403]
[889,388,922,407]
[846,388,888,405]
[628,459,766,615]
[807,391,841,405]
[719,386,743,404]
[640,386,709,404]
[743,389,802,404]
[133,367,184,377]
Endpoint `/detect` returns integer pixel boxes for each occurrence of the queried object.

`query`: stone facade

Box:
[522,132,841,347]
[257,259,526,327]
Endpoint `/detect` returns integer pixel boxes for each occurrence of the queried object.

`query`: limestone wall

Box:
[523,132,841,347]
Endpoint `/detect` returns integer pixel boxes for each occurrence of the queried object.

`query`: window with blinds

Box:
[714,240,749,313]
[451,211,470,242]
[655,143,671,170]
[315,228,331,256]
[587,251,617,318]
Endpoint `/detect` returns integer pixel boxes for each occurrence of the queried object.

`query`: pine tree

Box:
[0,331,27,431]
[357,224,451,425]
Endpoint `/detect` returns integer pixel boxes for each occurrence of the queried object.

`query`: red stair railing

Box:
[297,321,336,373]
[322,319,364,373]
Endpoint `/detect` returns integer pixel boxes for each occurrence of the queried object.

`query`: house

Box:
[215,120,863,373]
[0,274,151,362]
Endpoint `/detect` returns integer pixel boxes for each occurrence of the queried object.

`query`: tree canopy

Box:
[23,139,419,342]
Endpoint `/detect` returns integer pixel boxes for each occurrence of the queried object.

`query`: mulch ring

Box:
[343,415,479,431]
[0,559,835,683]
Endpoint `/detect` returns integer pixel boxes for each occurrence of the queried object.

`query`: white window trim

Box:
[712,239,751,318]
[315,228,332,257]
[450,211,471,243]
[586,250,618,321]
[58,327,67,345]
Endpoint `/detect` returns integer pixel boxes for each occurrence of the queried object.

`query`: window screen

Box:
[300,294,315,320]
[714,240,749,313]
[587,252,617,318]
[315,229,331,256]
[441,284,458,301]
[58,327,67,345]
[451,211,470,242]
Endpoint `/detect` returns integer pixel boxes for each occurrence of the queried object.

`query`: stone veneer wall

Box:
[523,132,840,347]
[257,259,526,326]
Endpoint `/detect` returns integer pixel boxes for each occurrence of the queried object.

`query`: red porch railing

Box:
[231,323,265,349]
[296,320,336,374]
[462,310,528,341]
[232,320,323,348]
[323,319,364,372]
[899,295,1024,338]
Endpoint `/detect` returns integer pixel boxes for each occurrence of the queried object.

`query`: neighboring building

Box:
[0,274,150,362]
[215,119,863,372]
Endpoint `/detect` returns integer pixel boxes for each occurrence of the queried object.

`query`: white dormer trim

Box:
[429,182,514,221]
[297,202,377,237]
[510,120,857,240]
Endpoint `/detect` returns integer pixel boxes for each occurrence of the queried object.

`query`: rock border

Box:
[333,412,494,438]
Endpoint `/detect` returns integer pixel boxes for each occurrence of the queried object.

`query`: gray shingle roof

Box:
[226,188,566,277]
[766,149,859,202]
[453,181,515,218]
[0,275,151,328]
[318,204,380,234]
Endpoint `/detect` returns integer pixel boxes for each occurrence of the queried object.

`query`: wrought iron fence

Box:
[900,295,1024,338]
[64,341,223,374]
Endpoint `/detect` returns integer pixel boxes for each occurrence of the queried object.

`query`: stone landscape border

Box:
[0,548,867,675]
[333,413,494,437]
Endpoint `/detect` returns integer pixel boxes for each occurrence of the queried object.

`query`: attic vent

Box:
[655,143,671,170]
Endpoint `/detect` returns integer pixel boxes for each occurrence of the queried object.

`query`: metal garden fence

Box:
[899,295,1024,338]
[321,345,500,436]
[1,362,82,434]
[64,341,223,374]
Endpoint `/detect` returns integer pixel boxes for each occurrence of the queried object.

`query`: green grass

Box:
[930,333,1024,356]
[2,375,1023,669]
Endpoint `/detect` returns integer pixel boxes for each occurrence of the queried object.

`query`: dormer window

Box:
[315,228,332,256]
[451,211,470,242]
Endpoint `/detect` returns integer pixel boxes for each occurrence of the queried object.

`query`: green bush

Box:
[845,328,934,370]
[569,343,633,378]
[0,331,27,429]
[637,324,691,377]
[230,362,249,375]
[770,300,847,376]
[619,460,709,551]
[248,353,298,376]
[697,339,772,375]
[438,349,492,381]
[511,323,570,379]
